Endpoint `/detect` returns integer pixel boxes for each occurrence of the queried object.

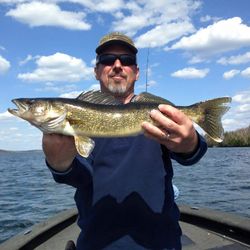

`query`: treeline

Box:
[205,125,250,147]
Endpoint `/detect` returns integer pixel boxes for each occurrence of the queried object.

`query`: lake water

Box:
[0,147,249,244]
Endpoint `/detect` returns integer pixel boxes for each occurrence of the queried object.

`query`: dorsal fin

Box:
[76,90,121,105]
[133,92,174,106]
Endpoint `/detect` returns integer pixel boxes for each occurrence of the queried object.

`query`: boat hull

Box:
[1,205,249,250]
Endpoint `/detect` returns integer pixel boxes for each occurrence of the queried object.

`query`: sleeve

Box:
[46,155,93,188]
[170,132,208,166]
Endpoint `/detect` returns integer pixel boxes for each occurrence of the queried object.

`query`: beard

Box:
[107,83,128,96]
[106,74,134,97]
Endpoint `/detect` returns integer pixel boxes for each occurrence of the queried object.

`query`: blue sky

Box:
[0,0,250,150]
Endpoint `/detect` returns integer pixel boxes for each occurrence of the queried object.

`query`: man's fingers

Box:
[149,109,177,135]
[142,121,172,142]
[158,104,187,125]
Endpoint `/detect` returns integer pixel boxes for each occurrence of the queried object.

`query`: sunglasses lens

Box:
[98,55,116,65]
[120,55,136,66]
[97,54,136,66]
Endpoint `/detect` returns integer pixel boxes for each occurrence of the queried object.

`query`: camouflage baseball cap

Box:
[96,32,138,54]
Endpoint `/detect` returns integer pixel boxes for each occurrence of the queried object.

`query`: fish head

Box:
[8,98,65,127]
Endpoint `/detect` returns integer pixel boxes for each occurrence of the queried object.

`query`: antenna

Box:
[145,47,149,92]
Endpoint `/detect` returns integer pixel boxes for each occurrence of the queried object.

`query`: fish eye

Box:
[37,105,46,113]
[32,104,46,116]
[36,106,45,112]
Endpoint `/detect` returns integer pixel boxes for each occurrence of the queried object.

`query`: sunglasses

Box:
[96,54,137,66]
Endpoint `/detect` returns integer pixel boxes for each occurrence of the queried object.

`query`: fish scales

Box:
[65,101,156,137]
[8,91,232,157]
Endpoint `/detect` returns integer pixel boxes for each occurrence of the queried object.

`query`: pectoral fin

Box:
[74,136,95,158]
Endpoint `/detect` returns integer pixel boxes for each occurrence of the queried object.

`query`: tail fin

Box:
[194,97,232,142]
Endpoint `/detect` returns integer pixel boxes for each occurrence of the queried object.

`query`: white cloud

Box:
[200,15,211,23]
[187,55,209,64]
[91,58,97,66]
[222,67,250,79]
[36,82,78,94]
[223,69,240,80]
[59,91,82,98]
[59,84,100,98]
[168,17,250,62]
[112,0,200,46]
[1,0,201,48]
[113,14,150,37]
[0,106,44,150]
[19,54,37,66]
[6,1,91,30]
[9,127,18,131]
[93,0,124,12]
[0,123,42,150]
[171,67,209,79]
[0,0,26,3]
[18,52,93,82]
[137,80,157,90]
[217,52,250,65]
[223,90,250,131]
[236,103,250,112]
[87,84,100,91]
[1,0,124,33]
[241,67,250,78]
[200,15,221,23]
[147,80,157,87]
[233,90,250,103]
[0,55,10,74]
[0,111,13,120]
[68,0,124,13]
[136,21,195,48]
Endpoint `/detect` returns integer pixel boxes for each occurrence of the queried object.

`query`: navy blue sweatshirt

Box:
[49,134,207,250]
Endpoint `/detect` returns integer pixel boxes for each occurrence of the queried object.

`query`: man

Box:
[43,32,207,250]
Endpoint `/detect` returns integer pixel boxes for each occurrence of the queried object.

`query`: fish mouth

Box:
[8,99,29,116]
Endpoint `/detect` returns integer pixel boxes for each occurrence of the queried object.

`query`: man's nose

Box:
[113,58,122,68]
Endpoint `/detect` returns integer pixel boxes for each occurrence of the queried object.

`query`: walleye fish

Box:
[8,91,231,157]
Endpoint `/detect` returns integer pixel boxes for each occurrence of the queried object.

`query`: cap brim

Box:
[96,40,138,54]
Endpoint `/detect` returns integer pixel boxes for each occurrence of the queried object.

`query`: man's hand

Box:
[42,134,77,172]
[142,104,198,154]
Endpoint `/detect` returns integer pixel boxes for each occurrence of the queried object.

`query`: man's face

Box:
[94,45,139,98]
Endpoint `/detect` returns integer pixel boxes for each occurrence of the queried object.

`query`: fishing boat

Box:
[1,205,249,250]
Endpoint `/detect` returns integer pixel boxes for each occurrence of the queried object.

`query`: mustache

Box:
[109,72,127,78]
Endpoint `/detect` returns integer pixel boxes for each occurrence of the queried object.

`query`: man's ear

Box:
[135,66,140,81]
[94,66,99,80]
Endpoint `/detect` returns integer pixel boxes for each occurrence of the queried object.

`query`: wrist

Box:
[46,157,75,172]
[174,131,199,159]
